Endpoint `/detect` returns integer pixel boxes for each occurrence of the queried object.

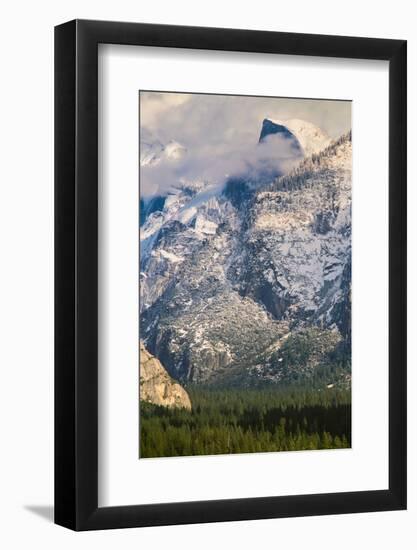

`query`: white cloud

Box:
[140,92,191,128]
[139,92,351,198]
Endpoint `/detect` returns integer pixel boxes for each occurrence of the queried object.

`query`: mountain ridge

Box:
[139,121,351,387]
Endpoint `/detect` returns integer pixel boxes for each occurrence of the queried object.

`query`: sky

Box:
[139,91,351,198]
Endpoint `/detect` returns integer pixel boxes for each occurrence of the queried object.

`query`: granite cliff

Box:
[139,342,192,409]
[139,120,351,387]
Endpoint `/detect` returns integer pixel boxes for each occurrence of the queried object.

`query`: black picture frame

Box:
[55,19,407,531]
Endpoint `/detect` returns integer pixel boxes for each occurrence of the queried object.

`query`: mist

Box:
[139,91,351,199]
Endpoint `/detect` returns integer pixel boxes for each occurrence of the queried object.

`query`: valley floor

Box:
[140,385,351,458]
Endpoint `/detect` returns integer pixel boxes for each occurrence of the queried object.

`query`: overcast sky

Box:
[139,91,351,198]
[140,91,351,146]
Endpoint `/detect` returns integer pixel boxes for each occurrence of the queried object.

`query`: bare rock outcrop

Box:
[140,126,351,385]
[140,342,191,410]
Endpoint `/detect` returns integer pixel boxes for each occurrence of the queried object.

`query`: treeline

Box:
[267,327,351,387]
[140,386,351,458]
[266,130,352,193]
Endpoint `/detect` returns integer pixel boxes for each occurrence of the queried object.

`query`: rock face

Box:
[140,342,192,409]
[259,118,303,153]
[274,118,331,156]
[139,120,351,386]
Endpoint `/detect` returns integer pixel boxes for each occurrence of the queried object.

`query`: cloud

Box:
[140,92,191,129]
[139,92,351,199]
[140,133,301,198]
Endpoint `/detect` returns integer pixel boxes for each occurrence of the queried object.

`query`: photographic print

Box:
[139,91,352,459]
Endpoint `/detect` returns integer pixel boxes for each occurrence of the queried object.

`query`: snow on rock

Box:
[194,215,218,235]
[140,129,165,166]
[164,140,187,160]
[267,118,331,156]
[140,131,187,167]
[158,249,184,263]
[140,121,352,385]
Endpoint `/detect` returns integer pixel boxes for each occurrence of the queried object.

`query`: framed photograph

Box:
[55,19,406,530]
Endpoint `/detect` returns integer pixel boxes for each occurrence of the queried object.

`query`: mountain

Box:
[140,128,187,167]
[259,118,303,151]
[139,120,351,387]
[139,129,192,227]
[279,118,331,155]
[140,341,192,409]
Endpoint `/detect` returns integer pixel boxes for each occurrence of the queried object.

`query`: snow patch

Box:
[267,118,331,156]
[158,249,184,263]
[195,216,218,235]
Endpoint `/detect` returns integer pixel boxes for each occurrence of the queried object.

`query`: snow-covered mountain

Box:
[263,118,331,156]
[140,127,187,167]
[139,120,351,387]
